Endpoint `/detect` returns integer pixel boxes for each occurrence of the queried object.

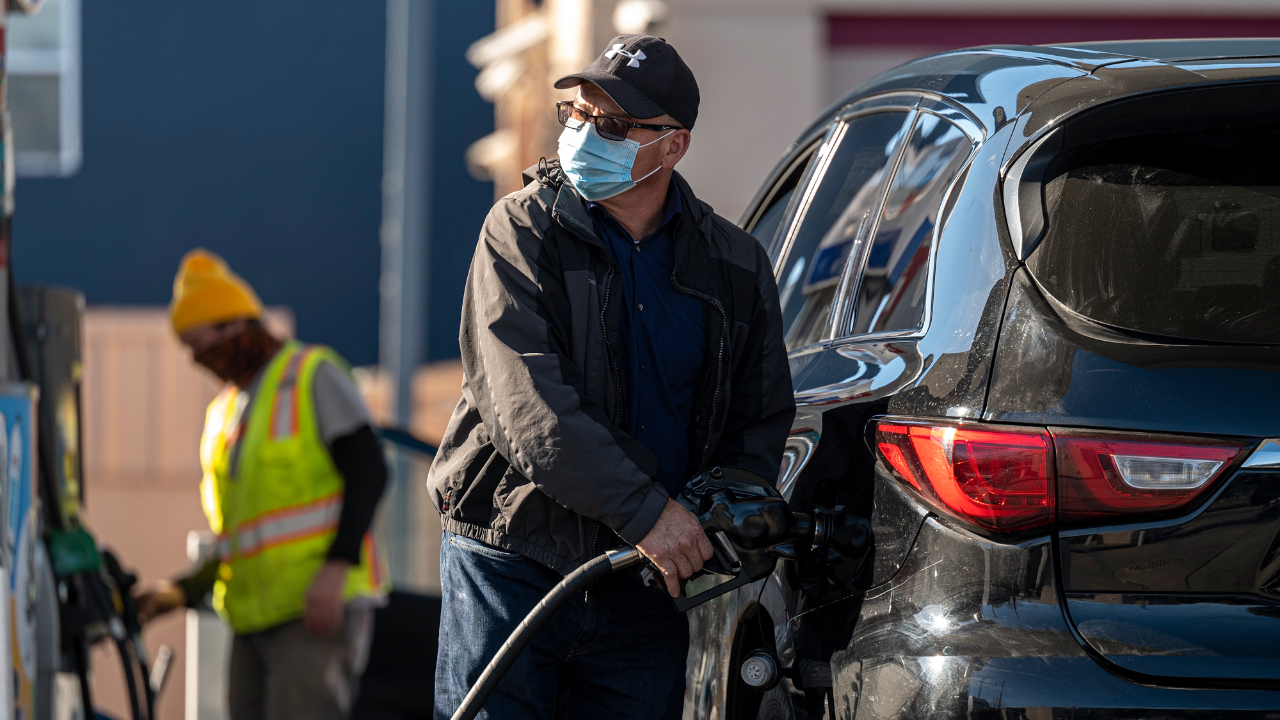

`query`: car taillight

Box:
[1052,430,1249,523]
[875,421,1054,533]
[875,419,1255,533]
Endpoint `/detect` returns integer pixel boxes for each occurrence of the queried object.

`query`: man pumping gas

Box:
[429,35,795,719]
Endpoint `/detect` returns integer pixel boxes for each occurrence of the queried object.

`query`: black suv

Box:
[685,39,1280,719]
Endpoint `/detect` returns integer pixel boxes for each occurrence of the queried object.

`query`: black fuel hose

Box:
[85,573,147,720]
[451,547,645,720]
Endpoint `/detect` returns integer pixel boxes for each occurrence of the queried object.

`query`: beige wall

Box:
[661,2,825,223]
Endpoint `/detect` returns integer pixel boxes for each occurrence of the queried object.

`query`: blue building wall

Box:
[12,1,493,366]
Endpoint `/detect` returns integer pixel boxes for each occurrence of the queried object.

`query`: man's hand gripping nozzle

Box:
[640,466,873,612]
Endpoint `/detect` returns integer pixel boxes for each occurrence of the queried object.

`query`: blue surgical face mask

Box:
[557,123,674,202]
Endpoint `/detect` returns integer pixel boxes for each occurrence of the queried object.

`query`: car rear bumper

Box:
[813,514,1280,718]
[847,655,1280,718]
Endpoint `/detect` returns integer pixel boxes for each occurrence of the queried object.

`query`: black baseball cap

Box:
[554,35,700,130]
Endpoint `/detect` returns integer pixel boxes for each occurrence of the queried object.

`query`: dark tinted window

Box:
[775,111,911,349]
[752,194,792,248]
[850,113,973,335]
[750,150,815,249]
[1029,131,1280,344]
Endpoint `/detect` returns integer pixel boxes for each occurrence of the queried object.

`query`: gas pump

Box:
[0,5,40,719]
[17,286,170,720]
[0,5,163,718]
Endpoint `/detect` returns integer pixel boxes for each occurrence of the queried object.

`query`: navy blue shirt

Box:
[588,183,706,495]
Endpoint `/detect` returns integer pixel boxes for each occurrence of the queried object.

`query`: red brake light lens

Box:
[875,421,1054,533]
[1053,431,1249,523]
[875,420,1254,532]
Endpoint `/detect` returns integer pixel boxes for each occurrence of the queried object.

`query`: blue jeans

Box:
[435,532,689,720]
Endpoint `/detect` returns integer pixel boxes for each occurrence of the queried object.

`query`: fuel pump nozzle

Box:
[645,466,871,611]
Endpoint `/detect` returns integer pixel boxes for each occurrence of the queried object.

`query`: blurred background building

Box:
[470,0,1280,221]
[3,0,1280,718]
[12,0,495,368]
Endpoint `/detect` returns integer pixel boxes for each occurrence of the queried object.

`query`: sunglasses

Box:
[556,101,681,142]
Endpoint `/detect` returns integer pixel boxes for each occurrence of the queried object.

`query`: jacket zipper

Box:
[585,521,602,602]
[593,264,620,590]
[671,275,729,469]
[599,265,625,427]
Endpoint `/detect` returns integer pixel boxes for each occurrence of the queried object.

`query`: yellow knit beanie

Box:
[169,249,264,335]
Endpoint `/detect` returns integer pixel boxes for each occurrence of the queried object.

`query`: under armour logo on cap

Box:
[604,43,646,68]
[554,35,700,130]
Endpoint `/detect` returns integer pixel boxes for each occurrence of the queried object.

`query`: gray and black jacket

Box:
[427,161,795,575]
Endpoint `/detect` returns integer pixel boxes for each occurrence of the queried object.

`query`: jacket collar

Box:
[669,171,717,295]
[553,184,603,249]
[533,161,605,250]
[532,161,720,294]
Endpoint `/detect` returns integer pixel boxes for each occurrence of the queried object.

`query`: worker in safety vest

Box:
[136,249,389,720]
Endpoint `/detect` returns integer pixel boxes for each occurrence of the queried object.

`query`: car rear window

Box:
[774,111,911,350]
[1027,129,1280,345]
[849,112,973,336]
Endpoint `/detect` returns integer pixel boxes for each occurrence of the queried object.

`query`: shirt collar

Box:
[587,179,683,244]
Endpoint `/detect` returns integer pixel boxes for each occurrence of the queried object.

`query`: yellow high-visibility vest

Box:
[199,341,385,634]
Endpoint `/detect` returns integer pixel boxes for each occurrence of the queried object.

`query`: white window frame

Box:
[7,0,82,178]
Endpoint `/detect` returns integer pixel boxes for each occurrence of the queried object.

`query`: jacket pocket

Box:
[564,269,594,374]
[447,533,523,561]
[455,443,506,526]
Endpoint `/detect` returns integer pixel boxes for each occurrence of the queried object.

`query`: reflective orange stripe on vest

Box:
[217,492,342,561]
[363,534,382,588]
[269,346,314,441]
